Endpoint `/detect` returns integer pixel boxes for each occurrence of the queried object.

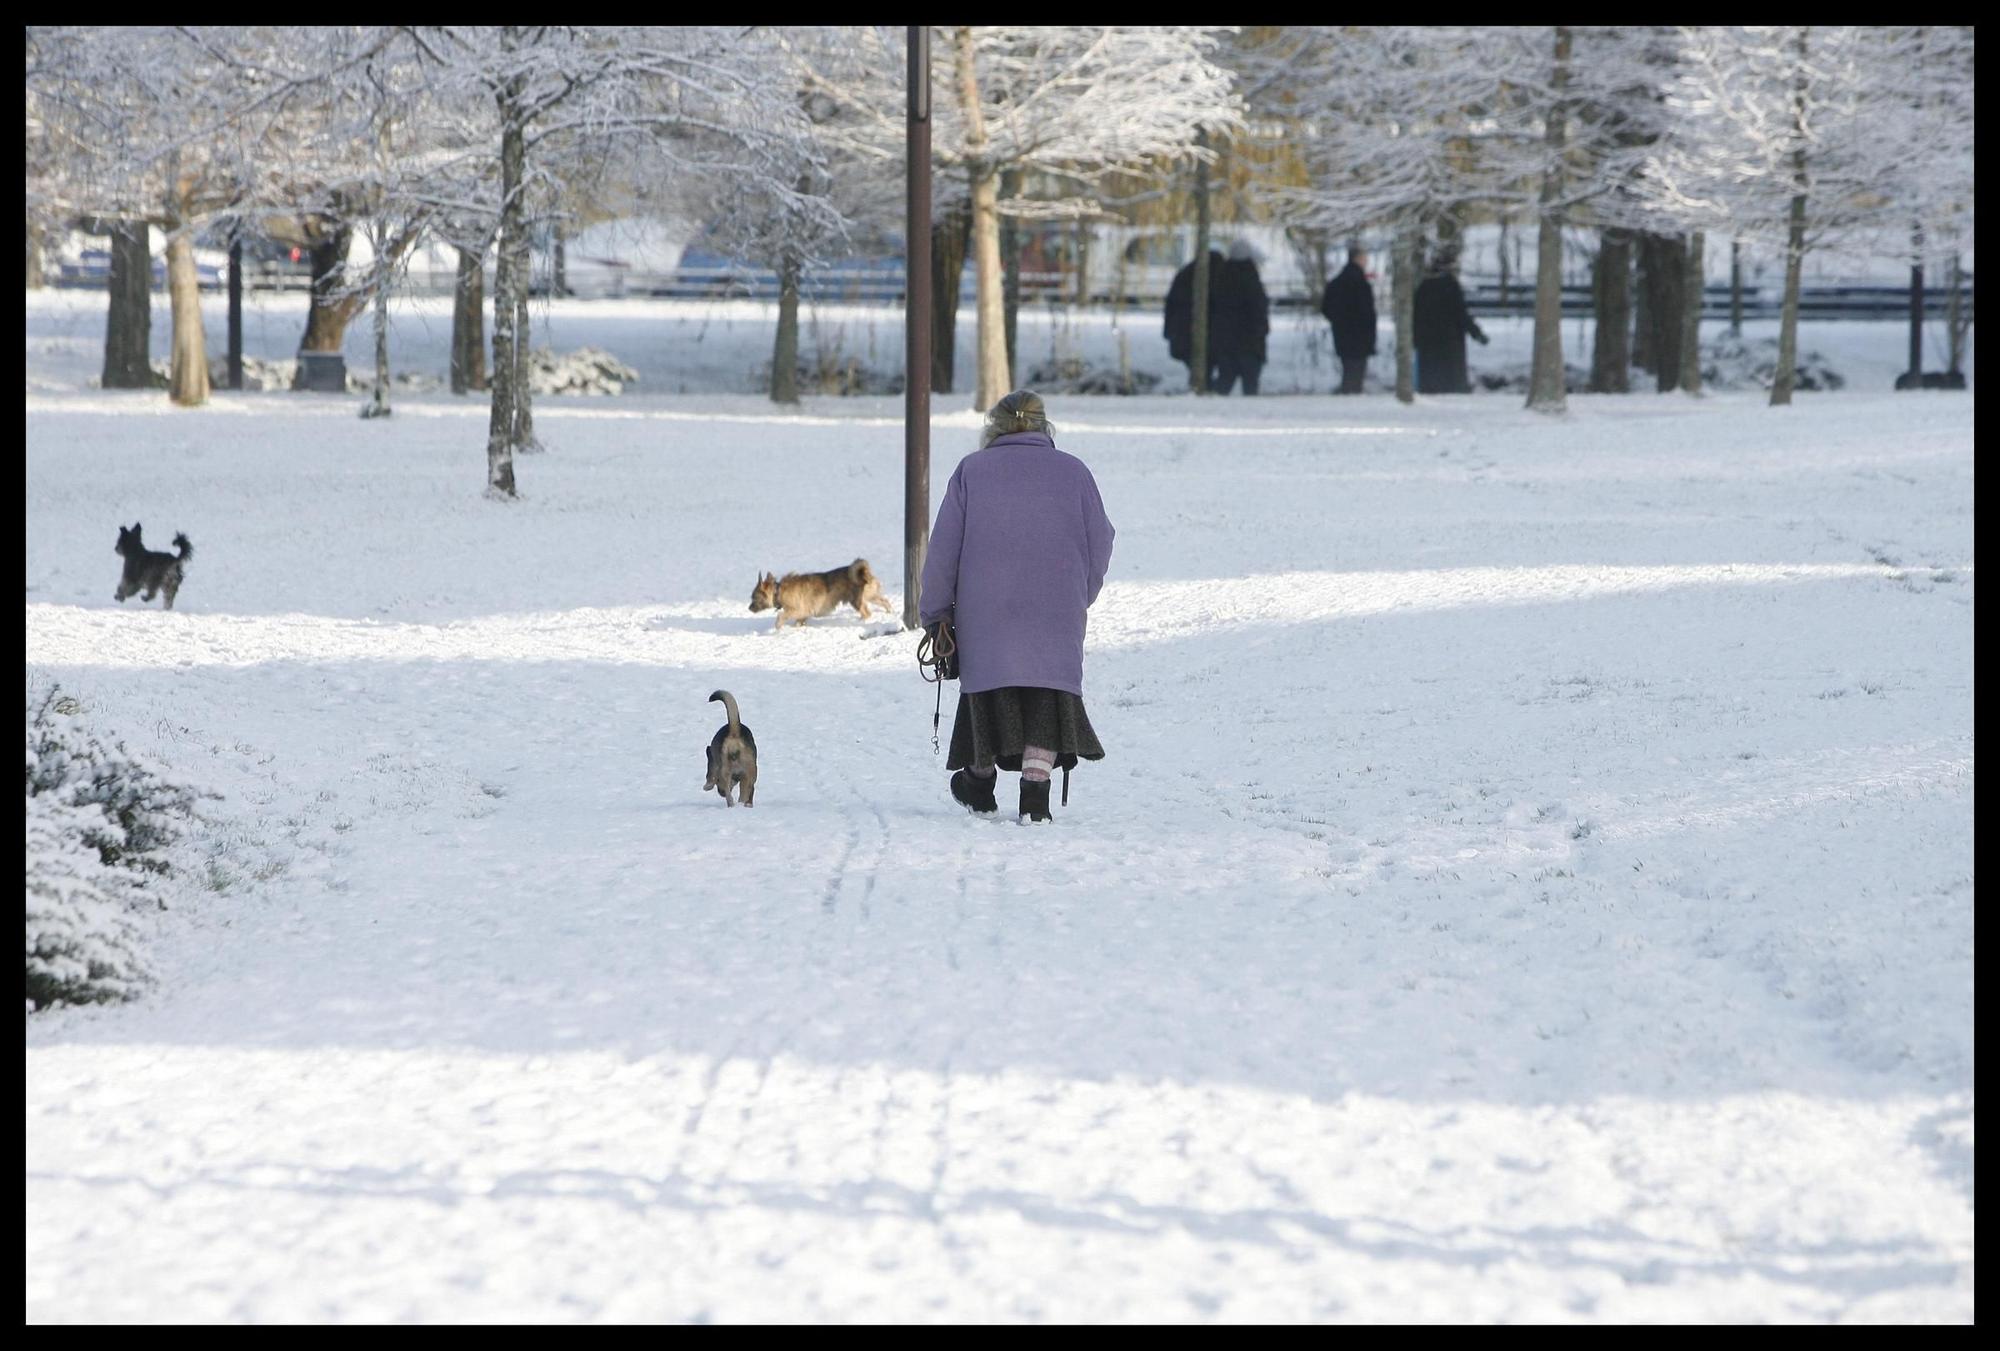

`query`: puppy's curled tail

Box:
[708,689,742,737]
[172,533,193,562]
[849,558,874,584]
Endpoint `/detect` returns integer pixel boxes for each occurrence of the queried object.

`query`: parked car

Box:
[49,227,226,290]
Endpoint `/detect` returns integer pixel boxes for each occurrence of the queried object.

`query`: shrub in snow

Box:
[1026,356,1160,396]
[523,346,641,396]
[1470,339,1844,396]
[755,354,902,397]
[149,354,298,392]
[349,370,446,396]
[25,793,151,1008]
[24,686,205,1009]
[1700,336,1845,393]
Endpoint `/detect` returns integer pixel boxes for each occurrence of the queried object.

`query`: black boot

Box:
[1019,778,1052,822]
[951,768,997,815]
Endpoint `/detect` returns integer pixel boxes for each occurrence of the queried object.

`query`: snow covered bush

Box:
[522,346,641,396]
[25,793,151,1009]
[1025,356,1161,396]
[25,686,204,1009]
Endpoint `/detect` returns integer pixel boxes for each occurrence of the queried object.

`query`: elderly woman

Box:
[920,390,1115,822]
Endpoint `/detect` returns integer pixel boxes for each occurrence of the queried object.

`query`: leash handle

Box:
[918,620,957,756]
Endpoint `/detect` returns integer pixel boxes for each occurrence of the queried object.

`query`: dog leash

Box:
[916,620,957,756]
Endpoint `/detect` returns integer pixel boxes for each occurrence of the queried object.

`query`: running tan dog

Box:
[703,690,757,806]
[749,559,887,631]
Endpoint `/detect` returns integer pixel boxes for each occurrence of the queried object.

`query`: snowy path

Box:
[26,389,1973,1321]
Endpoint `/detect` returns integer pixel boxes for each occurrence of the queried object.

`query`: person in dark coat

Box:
[1413,251,1489,394]
[1163,248,1225,390]
[1210,239,1270,395]
[1319,247,1377,394]
[920,390,1115,822]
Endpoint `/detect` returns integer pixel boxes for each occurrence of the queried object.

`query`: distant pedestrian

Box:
[920,390,1114,823]
[1211,240,1270,396]
[1320,248,1377,394]
[1163,248,1225,391]
[1413,251,1488,394]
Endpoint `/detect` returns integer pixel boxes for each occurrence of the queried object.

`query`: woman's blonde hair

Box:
[981,388,1052,447]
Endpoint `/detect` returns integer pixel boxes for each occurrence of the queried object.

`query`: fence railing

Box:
[50,258,1973,323]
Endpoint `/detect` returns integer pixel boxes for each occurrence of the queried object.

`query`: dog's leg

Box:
[741,764,756,807]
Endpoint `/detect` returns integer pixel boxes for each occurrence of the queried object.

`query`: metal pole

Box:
[227,234,243,391]
[1190,126,1211,395]
[904,26,932,631]
[1728,238,1743,337]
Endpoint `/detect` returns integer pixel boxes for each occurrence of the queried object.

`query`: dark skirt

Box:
[946,686,1105,773]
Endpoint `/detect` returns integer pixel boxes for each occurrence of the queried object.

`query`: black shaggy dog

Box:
[113,523,193,609]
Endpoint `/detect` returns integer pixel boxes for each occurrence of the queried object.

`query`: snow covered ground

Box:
[24,303,1974,1321]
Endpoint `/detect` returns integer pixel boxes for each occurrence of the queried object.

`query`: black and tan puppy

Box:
[749,559,888,631]
[703,689,757,807]
[113,523,193,610]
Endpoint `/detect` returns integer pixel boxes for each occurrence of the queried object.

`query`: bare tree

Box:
[791,26,1240,411]
[1525,27,1574,413]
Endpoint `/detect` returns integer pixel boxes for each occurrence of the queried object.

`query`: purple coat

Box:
[919,431,1115,696]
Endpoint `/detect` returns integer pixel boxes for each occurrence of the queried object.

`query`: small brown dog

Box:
[749,559,888,631]
[703,690,757,807]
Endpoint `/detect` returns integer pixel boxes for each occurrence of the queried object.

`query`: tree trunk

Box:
[552,225,566,297]
[1771,191,1806,406]
[955,27,1008,411]
[1191,127,1211,395]
[1000,166,1021,379]
[930,199,969,392]
[1072,217,1088,305]
[451,246,486,394]
[226,237,243,391]
[165,231,208,408]
[298,221,362,355]
[26,221,44,289]
[363,250,392,419]
[1632,242,1652,373]
[1637,233,1684,391]
[513,235,539,452]
[1770,29,1809,409]
[771,253,801,404]
[100,221,151,390]
[1679,229,1705,395]
[1590,228,1631,393]
[1904,221,1924,383]
[1729,238,1743,336]
[1525,27,1572,414]
[1497,217,1510,307]
[486,73,524,498]
[1393,220,1416,404]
